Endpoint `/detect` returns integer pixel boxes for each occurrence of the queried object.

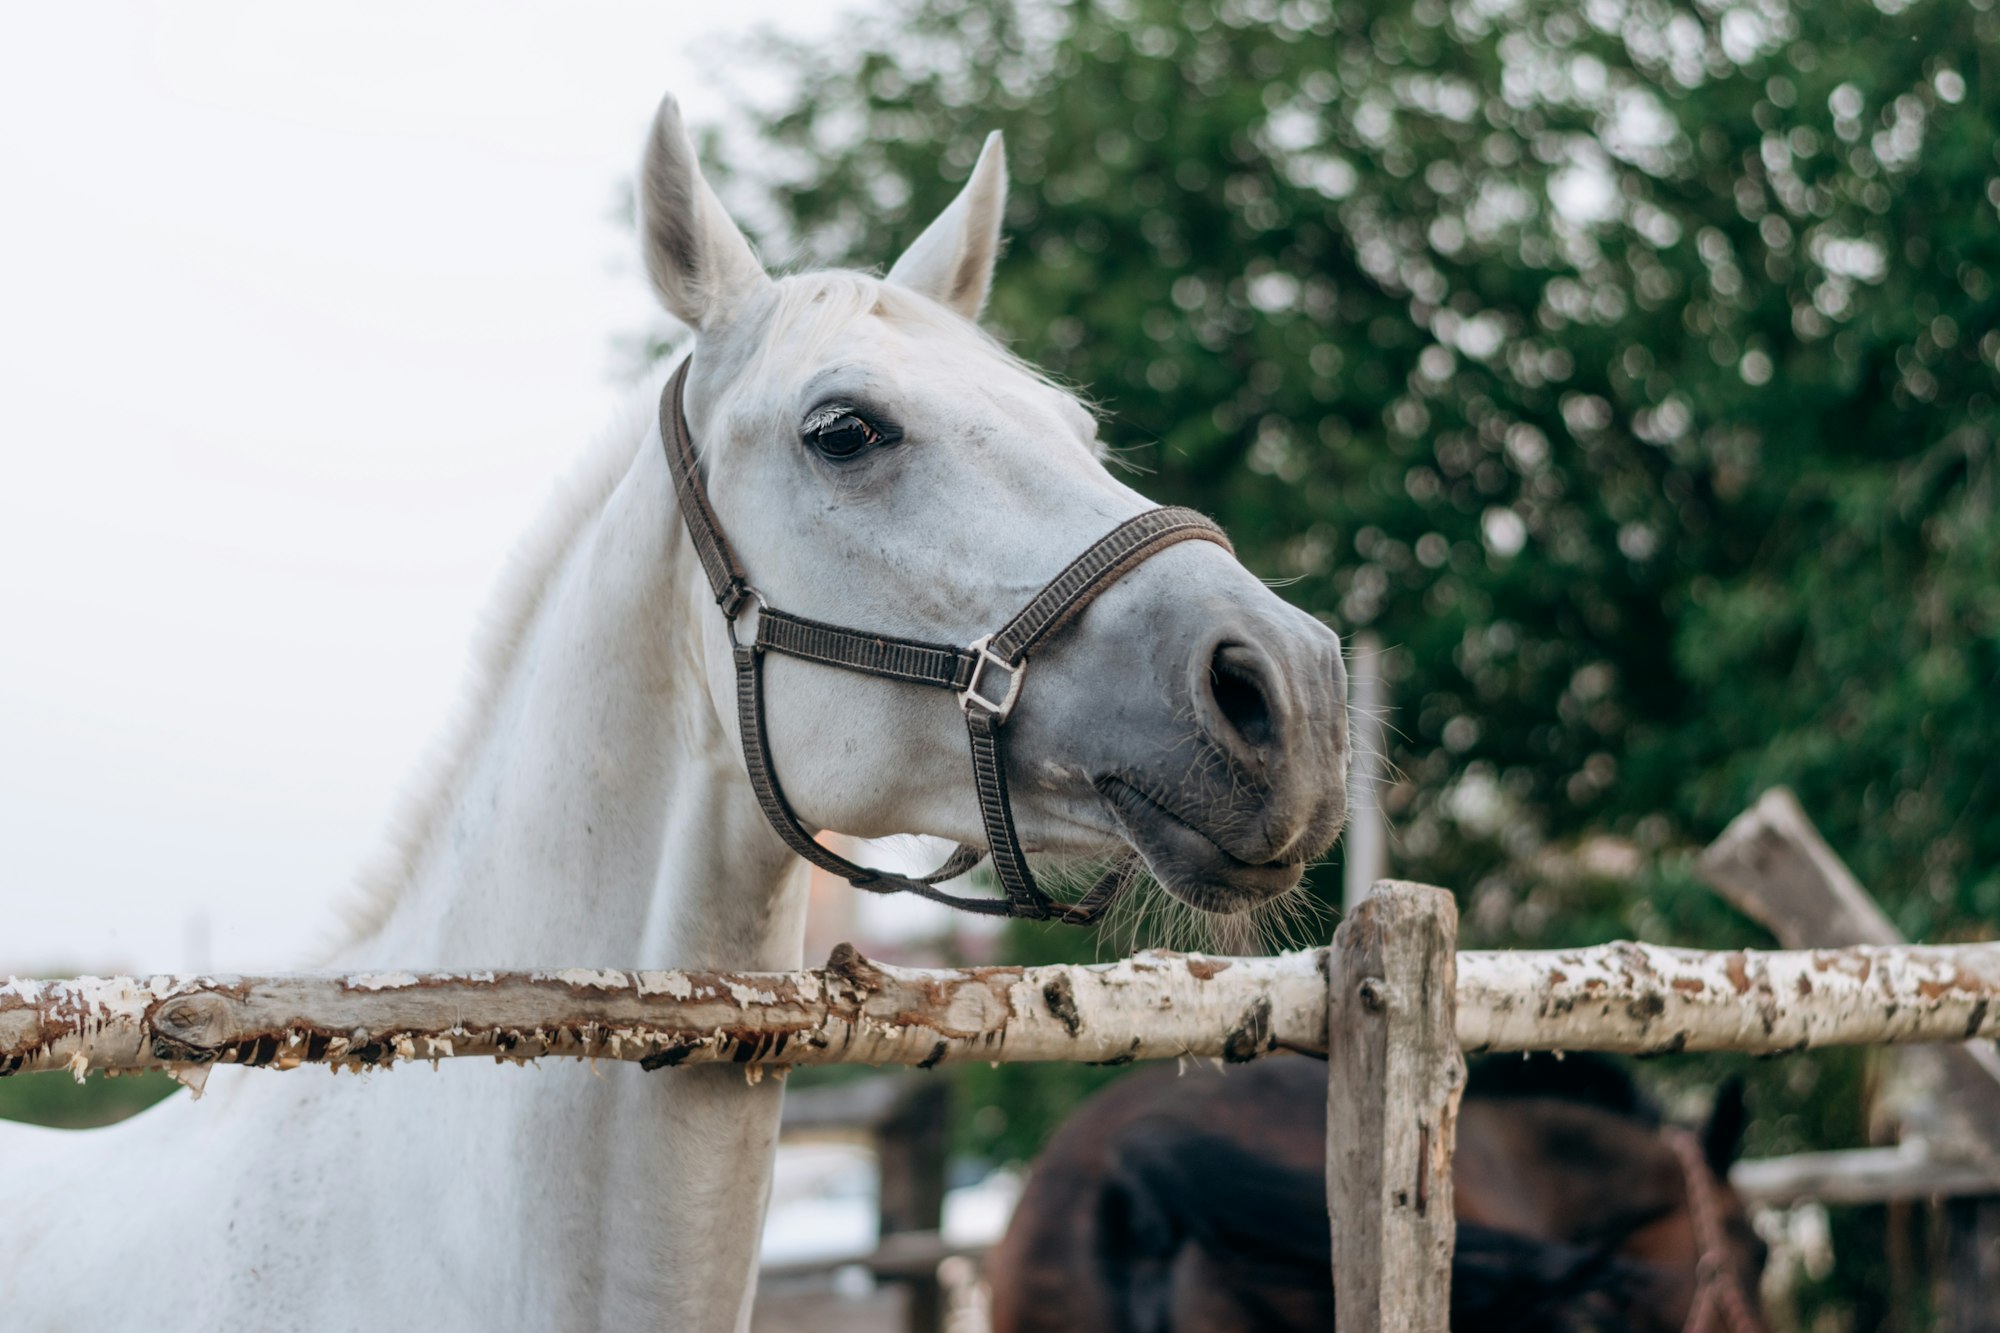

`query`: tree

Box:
[715,1,1998,1318]
[720,0,1996,928]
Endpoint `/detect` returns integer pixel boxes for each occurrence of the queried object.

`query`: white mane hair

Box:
[332,366,673,954]
[748,270,1074,395]
[757,272,1108,471]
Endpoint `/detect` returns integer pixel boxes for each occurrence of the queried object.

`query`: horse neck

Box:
[340,423,807,975]
[301,419,810,1329]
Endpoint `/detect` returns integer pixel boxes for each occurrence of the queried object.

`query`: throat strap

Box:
[663,356,1233,922]
[757,608,974,691]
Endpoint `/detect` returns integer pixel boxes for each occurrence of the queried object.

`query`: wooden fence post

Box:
[1327,881,1464,1333]
[1940,1196,2000,1333]
[1700,787,2000,1328]
[1699,786,2000,1161]
[1342,632,1390,912]
[875,1080,950,1333]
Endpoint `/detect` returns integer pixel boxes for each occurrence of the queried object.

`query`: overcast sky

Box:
[0,1,860,974]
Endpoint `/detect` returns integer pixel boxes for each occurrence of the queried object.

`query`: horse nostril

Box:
[1208,644,1275,750]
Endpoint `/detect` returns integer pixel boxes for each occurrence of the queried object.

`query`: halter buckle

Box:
[960,634,1026,722]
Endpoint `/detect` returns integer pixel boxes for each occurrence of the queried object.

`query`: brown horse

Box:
[987,1053,1765,1332]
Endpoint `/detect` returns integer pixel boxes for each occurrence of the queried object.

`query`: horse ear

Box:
[1703,1076,1749,1176]
[885,132,1007,321]
[639,94,769,330]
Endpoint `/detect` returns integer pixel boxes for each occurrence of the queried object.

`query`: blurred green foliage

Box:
[722,0,1998,932]
[713,0,1997,1322]
[0,1071,179,1129]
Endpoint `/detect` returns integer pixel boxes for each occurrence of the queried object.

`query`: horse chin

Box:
[1095,776,1307,914]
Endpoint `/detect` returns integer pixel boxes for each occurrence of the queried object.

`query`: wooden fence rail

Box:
[12,879,1999,1333]
[7,935,2000,1081]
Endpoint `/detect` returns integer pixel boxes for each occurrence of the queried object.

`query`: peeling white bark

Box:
[0,946,1324,1078]
[1699,786,2000,1171]
[1456,940,2000,1055]
[7,938,1999,1080]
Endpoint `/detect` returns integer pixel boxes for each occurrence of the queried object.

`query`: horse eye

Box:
[804,409,883,460]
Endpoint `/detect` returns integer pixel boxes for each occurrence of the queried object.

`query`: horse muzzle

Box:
[1054,591,1351,913]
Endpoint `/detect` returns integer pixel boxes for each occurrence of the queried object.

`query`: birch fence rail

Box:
[10,884,2000,1331]
[6,932,1999,1080]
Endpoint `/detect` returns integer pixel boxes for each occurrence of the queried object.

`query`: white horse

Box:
[0,96,1348,1331]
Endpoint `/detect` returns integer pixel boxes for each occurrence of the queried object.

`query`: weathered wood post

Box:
[876,1079,950,1333]
[1341,632,1390,913]
[772,1076,953,1328]
[1700,787,2000,1331]
[1941,1196,2000,1333]
[1698,786,2000,1139]
[1327,881,1464,1333]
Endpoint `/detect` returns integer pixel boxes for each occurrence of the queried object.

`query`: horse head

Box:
[1458,1057,1768,1333]
[635,96,1349,917]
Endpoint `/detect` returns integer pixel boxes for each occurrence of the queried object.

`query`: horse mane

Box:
[1464,1051,1661,1126]
[753,271,1096,424]
[329,374,669,955]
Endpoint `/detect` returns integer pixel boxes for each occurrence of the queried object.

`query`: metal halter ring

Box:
[959,634,1026,722]
[723,586,768,651]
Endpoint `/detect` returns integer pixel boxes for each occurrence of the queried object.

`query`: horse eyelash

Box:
[802,401,892,438]
[801,402,856,435]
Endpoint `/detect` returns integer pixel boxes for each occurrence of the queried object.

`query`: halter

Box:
[660,357,1233,922]
[1666,1128,1764,1333]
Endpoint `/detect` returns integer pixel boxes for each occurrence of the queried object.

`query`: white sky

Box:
[0,1,860,974]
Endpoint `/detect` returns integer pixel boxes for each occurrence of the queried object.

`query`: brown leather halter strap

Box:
[1666,1129,1764,1333]
[661,357,1233,922]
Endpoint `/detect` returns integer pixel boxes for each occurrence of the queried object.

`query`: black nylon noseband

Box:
[661,356,1233,923]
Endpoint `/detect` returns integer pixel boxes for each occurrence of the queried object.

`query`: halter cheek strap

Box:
[660,356,1232,923]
